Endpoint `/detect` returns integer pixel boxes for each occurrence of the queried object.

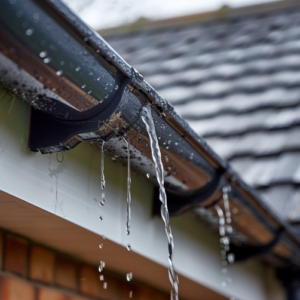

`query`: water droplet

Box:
[98,261,105,272]
[56,70,63,76]
[99,244,103,249]
[103,282,107,289]
[228,253,235,264]
[175,142,178,145]
[75,66,81,72]
[127,244,131,251]
[220,237,230,245]
[99,216,103,221]
[129,291,133,298]
[26,28,33,36]
[33,13,39,20]
[60,61,65,66]
[82,84,86,89]
[126,272,133,282]
[115,85,119,90]
[87,90,92,94]
[221,281,227,287]
[102,235,105,239]
[44,57,51,64]
[99,275,104,281]
[146,173,150,178]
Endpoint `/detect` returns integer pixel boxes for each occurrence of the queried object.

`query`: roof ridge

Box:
[99,0,300,36]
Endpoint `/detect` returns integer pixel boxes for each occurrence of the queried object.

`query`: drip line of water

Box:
[123,137,132,236]
[215,186,234,289]
[100,141,106,206]
[141,104,179,300]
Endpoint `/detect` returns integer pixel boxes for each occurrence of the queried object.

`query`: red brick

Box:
[0,276,35,300]
[5,235,28,276]
[68,297,89,300]
[37,288,66,300]
[55,257,77,290]
[100,274,122,300]
[29,246,55,284]
[122,282,137,300]
[79,266,101,297]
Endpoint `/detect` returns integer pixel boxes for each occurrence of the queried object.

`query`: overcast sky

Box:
[62,0,277,30]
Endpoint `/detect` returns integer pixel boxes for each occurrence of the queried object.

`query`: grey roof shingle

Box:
[104,1,300,225]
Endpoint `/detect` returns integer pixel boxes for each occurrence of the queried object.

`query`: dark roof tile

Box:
[104,1,300,223]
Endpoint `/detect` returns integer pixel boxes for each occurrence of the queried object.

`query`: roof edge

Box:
[99,0,300,36]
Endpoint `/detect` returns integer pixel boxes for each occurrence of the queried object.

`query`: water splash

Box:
[123,137,132,236]
[141,104,179,300]
[100,141,106,206]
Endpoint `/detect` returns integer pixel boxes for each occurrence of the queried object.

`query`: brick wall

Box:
[0,230,169,300]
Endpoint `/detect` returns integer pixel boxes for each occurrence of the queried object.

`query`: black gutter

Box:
[1,0,300,269]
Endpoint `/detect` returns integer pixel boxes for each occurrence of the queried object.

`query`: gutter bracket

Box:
[227,227,284,262]
[153,168,225,216]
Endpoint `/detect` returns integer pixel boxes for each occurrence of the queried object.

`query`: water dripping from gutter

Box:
[215,187,234,289]
[141,104,179,300]
[123,137,132,236]
[100,141,106,207]
[215,204,229,288]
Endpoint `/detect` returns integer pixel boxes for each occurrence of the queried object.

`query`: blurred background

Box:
[62,0,276,30]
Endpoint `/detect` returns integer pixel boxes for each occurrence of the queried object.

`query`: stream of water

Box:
[123,137,132,236]
[215,186,234,289]
[100,141,106,206]
[141,104,179,300]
